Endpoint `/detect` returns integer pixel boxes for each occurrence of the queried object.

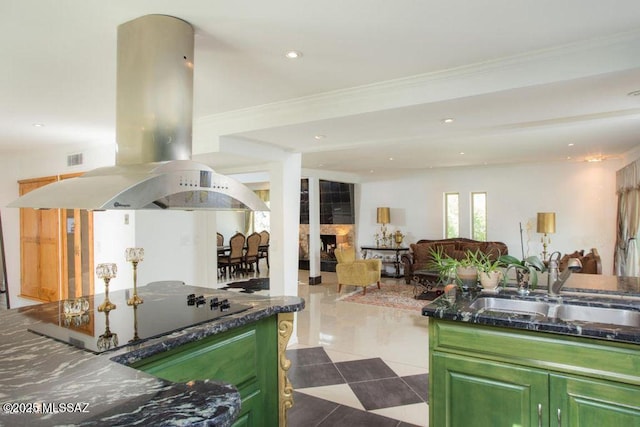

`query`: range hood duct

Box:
[10,15,268,212]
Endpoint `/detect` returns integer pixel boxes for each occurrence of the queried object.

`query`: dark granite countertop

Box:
[0,281,305,426]
[422,275,640,345]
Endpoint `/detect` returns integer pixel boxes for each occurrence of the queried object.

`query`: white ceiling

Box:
[3,0,640,177]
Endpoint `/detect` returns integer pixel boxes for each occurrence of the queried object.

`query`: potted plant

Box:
[428,248,478,291]
[427,247,459,285]
[498,254,546,296]
[455,251,478,291]
[468,250,503,293]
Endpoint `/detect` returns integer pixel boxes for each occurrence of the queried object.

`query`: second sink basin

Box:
[469,296,640,328]
[552,304,640,328]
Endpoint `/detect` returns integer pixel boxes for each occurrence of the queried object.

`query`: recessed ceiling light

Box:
[442,118,455,124]
[459,152,465,155]
[568,143,574,147]
[285,50,303,59]
[389,157,394,161]
[314,135,325,140]
[32,123,45,127]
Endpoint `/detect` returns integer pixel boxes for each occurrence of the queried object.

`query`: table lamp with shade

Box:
[377,207,391,247]
[537,212,556,260]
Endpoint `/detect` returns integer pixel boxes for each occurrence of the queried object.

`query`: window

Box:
[445,193,459,238]
[472,192,487,241]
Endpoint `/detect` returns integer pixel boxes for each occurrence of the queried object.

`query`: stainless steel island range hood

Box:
[10,15,268,212]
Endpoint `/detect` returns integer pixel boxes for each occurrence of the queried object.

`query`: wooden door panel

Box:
[20,240,41,299]
[20,177,60,301]
[19,175,94,302]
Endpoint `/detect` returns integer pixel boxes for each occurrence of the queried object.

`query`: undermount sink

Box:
[469,297,550,317]
[552,304,640,328]
[469,296,640,328]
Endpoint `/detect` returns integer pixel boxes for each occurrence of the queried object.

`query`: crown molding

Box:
[194,29,640,152]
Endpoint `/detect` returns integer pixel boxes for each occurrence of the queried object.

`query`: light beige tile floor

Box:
[219,265,431,426]
[292,270,430,426]
[293,271,429,370]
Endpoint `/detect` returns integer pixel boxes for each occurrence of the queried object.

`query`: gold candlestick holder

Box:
[130,304,140,343]
[97,310,118,351]
[126,247,144,306]
[96,263,117,312]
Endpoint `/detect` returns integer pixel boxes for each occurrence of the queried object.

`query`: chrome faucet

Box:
[547,251,561,293]
[550,269,572,296]
[549,254,582,296]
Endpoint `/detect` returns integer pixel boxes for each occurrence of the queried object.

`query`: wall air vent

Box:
[67,153,83,167]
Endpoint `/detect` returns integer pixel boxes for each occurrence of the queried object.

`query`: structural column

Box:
[308,177,321,284]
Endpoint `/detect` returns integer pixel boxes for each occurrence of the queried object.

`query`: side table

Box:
[360,246,409,278]
[412,269,444,299]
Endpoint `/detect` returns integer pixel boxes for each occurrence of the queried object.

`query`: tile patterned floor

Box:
[286,346,428,426]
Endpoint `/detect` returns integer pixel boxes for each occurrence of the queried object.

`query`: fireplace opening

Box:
[320,234,337,260]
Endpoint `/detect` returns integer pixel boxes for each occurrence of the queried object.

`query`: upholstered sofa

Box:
[401,238,509,284]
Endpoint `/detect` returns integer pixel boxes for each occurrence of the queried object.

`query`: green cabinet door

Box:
[132,317,278,427]
[432,352,549,427]
[550,375,640,427]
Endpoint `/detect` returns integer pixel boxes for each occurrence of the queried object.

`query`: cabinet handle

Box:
[557,408,561,426]
[537,403,542,427]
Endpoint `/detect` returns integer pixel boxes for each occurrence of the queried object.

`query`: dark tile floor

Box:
[286,347,428,426]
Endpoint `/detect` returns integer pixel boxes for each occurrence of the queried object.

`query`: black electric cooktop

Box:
[26,285,251,354]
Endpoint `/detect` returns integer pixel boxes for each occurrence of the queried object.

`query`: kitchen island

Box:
[422,275,640,426]
[0,281,304,426]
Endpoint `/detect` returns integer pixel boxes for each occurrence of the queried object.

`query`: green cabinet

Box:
[429,319,640,427]
[551,375,640,426]
[132,316,278,427]
[432,353,548,426]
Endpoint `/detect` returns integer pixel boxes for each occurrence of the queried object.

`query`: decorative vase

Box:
[516,269,530,296]
[479,271,502,293]
[456,266,478,291]
[394,230,404,248]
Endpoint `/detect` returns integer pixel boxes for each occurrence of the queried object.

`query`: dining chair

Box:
[258,230,270,269]
[243,232,262,275]
[218,232,245,278]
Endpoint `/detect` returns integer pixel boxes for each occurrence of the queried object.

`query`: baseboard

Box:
[308,276,322,285]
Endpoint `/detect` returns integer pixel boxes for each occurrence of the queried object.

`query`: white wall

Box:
[0,154,21,306]
[216,211,248,242]
[92,210,136,294]
[135,210,208,287]
[358,160,621,274]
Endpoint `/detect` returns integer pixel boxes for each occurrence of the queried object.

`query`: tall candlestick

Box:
[96,263,117,312]
[126,248,144,306]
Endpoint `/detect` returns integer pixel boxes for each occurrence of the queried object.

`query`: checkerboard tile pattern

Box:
[286,347,428,426]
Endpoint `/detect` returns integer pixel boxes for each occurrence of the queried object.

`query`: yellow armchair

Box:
[335,247,382,295]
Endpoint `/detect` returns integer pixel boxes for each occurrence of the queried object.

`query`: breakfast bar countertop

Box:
[0,281,305,426]
[422,275,640,345]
